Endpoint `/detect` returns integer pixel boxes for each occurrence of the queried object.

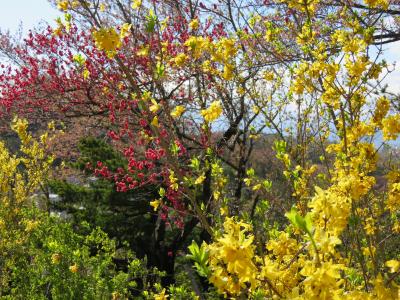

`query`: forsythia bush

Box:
[0,118,170,299]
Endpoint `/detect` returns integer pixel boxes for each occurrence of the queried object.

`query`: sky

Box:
[0,0,59,34]
[381,41,400,93]
[0,0,399,93]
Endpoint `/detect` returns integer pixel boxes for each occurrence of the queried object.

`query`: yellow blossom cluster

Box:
[210,160,227,200]
[364,0,389,9]
[280,0,320,15]
[189,18,199,31]
[93,27,121,53]
[170,105,185,118]
[56,0,79,11]
[131,0,142,9]
[174,34,238,80]
[93,24,131,57]
[206,218,258,296]
[382,114,400,140]
[172,53,188,67]
[201,101,223,123]
[184,36,210,59]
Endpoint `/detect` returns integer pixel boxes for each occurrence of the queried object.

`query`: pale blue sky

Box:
[0,0,59,34]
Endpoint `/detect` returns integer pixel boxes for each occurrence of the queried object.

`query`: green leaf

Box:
[187,240,200,259]
[170,142,179,155]
[262,179,272,190]
[187,241,210,277]
[285,207,313,235]
[155,62,165,79]
[73,54,86,66]
[159,187,165,197]
[190,158,200,170]
[246,168,255,177]
[145,9,157,33]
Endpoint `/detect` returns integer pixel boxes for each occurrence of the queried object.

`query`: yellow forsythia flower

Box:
[382,114,400,140]
[151,116,159,127]
[222,63,234,80]
[25,220,39,232]
[150,200,160,211]
[184,36,209,58]
[69,264,79,273]
[11,117,30,143]
[263,70,274,81]
[57,0,69,11]
[194,174,206,185]
[300,261,344,299]
[386,260,400,273]
[57,0,79,11]
[364,0,388,9]
[219,206,228,216]
[372,96,390,125]
[169,171,179,191]
[149,99,160,113]
[170,105,185,118]
[217,38,237,59]
[189,19,199,30]
[131,0,142,9]
[173,53,187,67]
[93,27,121,54]
[154,289,168,300]
[51,253,62,264]
[387,183,400,213]
[120,23,132,38]
[82,68,90,79]
[207,217,258,295]
[137,46,149,57]
[201,101,223,123]
[111,292,121,300]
